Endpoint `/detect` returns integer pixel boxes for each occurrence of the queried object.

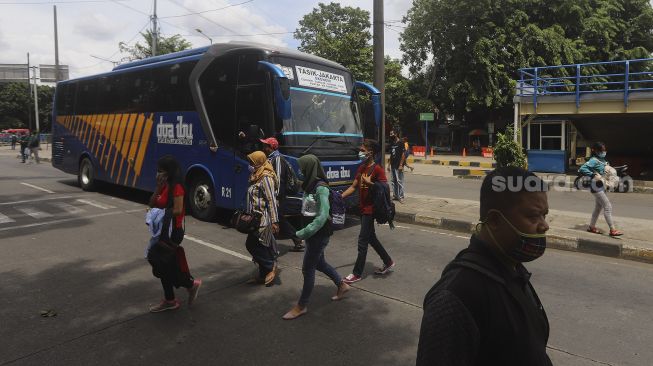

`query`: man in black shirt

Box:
[417,167,552,366]
[388,131,406,203]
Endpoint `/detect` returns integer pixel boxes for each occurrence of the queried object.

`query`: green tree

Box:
[384,56,434,131]
[0,82,55,131]
[401,0,653,124]
[294,2,373,81]
[119,30,192,61]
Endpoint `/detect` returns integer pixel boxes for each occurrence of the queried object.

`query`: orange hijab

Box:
[247,151,278,189]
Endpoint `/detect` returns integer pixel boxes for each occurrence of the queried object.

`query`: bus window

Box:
[152,62,196,112]
[75,80,98,115]
[199,55,238,146]
[235,53,271,146]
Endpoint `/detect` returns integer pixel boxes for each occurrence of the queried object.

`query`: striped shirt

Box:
[246,175,279,247]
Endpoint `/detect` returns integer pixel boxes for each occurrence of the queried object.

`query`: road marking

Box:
[185,235,251,261]
[0,196,74,206]
[0,213,15,224]
[50,202,85,215]
[76,199,116,210]
[20,182,55,194]
[15,206,54,219]
[0,211,120,232]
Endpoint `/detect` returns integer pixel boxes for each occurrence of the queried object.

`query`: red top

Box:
[355,163,387,215]
[155,183,185,228]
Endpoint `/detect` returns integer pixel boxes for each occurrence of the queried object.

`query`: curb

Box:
[408,158,496,169]
[452,168,490,177]
[393,211,653,264]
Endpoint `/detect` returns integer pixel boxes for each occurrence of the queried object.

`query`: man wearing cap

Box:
[261,137,305,252]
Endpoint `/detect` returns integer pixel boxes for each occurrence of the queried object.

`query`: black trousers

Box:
[245,233,276,278]
[161,276,193,301]
[353,214,392,276]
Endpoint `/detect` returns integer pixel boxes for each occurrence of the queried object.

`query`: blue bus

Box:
[52,42,382,220]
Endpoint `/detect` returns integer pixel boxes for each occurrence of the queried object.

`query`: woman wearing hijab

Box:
[283,154,350,320]
[245,151,280,286]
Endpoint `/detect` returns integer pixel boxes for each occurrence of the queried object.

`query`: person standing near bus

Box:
[387,131,406,203]
[19,134,29,163]
[10,134,17,150]
[261,137,305,253]
[147,156,202,313]
[245,151,280,286]
[28,131,40,164]
[341,139,395,284]
[283,154,350,320]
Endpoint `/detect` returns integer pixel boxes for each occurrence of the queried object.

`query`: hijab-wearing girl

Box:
[282,154,349,320]
[245,151,281,286]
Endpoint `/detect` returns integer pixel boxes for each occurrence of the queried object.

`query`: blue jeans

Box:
[353,215,392,277]
[299,234,341,306]
[391,168,404,199]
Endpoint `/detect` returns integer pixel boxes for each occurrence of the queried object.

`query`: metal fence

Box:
[517,58,653,109]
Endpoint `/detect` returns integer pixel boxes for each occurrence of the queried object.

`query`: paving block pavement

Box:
[394,193,653,264]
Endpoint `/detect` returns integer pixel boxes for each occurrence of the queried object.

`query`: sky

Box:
[0,0,413,80]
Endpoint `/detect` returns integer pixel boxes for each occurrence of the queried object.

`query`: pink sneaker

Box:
[188,279,202,306]
[374,261,395,275]
[149,299,180,313]
[342,274,361,284]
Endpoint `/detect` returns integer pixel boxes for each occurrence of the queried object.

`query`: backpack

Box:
[371,181,395,229]
[316,181,347,230]
[279,156,299,196]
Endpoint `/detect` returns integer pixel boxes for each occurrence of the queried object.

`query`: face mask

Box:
[484,209,546,263]
[358,151,368,160]
[597,152,606,158]
[248,165,255,174]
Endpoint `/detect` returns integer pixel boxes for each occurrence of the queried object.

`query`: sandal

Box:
[609,229,624,237]
[587,226,602,234]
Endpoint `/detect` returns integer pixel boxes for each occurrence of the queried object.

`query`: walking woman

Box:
[147,156,201,313]
[283,155,350,320]
[579,142,624,237]
[245,151,280,286]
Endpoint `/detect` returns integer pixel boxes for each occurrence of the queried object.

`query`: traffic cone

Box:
[462,148,466,157]
[430,147,435,157]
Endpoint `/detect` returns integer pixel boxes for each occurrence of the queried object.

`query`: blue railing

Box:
[517,58,653,109]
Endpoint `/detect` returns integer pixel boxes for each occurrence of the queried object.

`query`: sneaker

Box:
[342,274,361,284]
[187,279,202,306]
[374,261,395,275]
[149,299,180,313]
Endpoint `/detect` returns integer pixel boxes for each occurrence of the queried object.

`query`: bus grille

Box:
[52,142,64,164]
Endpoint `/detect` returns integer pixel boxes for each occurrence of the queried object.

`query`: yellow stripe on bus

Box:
[91,114,107,155]
[124,114,145,186]
[99,114,116,168]
[110,114,129,179]
[116,114,136,183]
[86,114,99,148]
[132,113,154,187]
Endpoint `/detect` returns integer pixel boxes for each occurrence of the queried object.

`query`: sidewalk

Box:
[394,193,653,264]
[0,145,52,162]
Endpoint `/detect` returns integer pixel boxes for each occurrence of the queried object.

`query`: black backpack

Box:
[371,181,395,229]
[280,156,299,195]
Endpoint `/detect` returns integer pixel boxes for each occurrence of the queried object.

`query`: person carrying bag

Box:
[244,151,280,286]
[146,156,202,313]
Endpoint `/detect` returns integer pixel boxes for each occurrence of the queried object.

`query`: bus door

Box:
[232,53,274,210]
[198,54,240,210]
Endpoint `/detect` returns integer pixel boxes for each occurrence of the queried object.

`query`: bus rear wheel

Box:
[189,175,217,221]
[78,158,96,191]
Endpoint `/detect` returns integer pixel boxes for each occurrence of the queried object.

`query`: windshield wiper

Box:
[302,135,347,155]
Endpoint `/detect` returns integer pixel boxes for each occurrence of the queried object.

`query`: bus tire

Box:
[189,174,217,221]
[78,157,96,191]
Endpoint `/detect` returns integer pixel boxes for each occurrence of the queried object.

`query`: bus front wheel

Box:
[189,175,217,221]
[78,158,96,191]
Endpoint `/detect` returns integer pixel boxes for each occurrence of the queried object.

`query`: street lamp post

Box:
[195,29,213,45]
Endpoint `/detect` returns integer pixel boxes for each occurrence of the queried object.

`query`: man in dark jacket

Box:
[417,166,552,366]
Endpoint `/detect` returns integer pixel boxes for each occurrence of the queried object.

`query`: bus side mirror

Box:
[354,81,382,140]
[258,61,292,120]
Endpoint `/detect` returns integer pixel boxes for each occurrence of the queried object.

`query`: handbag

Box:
[231,210,262,234]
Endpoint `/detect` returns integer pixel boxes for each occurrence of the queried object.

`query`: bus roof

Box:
[58,42,350,86]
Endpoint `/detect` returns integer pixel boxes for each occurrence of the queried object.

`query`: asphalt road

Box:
[1,158,652,366]
[404,172,653,221]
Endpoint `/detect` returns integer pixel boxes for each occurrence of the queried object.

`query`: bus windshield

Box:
[284,87,361,137]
